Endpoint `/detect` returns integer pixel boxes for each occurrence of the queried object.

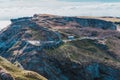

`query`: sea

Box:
[0,0,120,30]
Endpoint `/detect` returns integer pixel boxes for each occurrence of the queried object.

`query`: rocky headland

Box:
[0,14,120,80]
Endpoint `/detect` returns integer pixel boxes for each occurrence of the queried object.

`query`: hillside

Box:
[0,56,47,80]
[0,14,120,80]
[33,14,117,30]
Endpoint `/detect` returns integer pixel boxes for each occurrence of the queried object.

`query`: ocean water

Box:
[0,21,11,30]
[0,0,120,30]
[0,0,120,20]
[60,0,120,2]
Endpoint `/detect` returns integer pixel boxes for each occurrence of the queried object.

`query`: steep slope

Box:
[33,14,117,30]
[0,14,120,80]
[0,56,47,80]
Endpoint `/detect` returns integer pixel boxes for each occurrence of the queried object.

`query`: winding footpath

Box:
[26,37,99,46]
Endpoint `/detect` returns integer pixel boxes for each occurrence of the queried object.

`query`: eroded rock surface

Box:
[0,15,120,80]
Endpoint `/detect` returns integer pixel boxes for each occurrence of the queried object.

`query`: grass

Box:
[0,56,47,80]
[31,29,43,40]
[78,16,120,22]
[46,39,120,64]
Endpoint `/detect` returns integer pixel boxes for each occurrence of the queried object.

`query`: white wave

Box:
[0,1,120,20]
[0,21,11,30]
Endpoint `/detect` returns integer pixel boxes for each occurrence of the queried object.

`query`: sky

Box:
[0,0,120,21]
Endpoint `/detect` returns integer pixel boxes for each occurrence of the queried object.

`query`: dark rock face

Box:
[75,18,116,30]
[0,68,14,80]
[0,15,120,80]
[0,17,62,54]
[33,14,117,30]
[27,55,120,80]
[84,63,120,80]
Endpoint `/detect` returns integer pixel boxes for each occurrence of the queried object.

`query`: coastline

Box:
[0,20,11,31]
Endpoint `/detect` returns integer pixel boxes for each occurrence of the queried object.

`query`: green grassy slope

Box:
[0,56,47,80]
[46,39,120,68]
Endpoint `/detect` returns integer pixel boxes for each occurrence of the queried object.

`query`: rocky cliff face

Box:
[0,14,120,80]
[0,67,14,80]
[33,14,117,30]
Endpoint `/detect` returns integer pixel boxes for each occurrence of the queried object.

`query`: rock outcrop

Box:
[33,14,117,30]
[0,14,120,80]
[0,67,14,80]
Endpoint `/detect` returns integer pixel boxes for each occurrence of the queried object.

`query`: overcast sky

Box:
[0,0,120,20]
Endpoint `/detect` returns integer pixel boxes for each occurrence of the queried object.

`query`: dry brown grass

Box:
[78,16,120,22]
[0,56,47,80]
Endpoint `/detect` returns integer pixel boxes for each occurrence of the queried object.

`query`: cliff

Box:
[0,14,120,80]
[33,14,117,30]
